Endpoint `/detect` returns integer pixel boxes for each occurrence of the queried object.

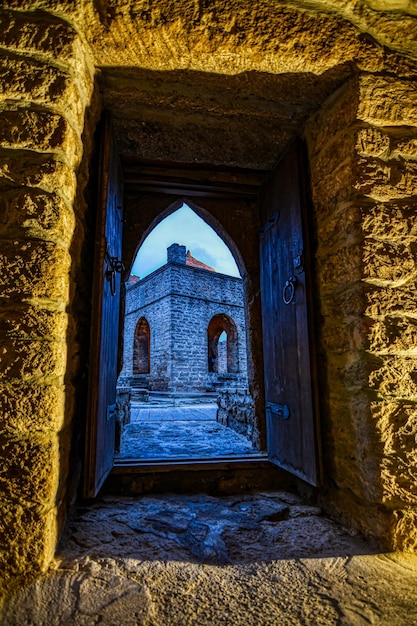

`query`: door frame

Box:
[86,150,321,487]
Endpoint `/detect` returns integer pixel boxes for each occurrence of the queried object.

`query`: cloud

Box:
[189,246,218,269]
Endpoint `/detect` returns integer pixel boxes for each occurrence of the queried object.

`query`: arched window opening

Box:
[207,314,239,374]
[133,317,150,375]
[218,331,228,373]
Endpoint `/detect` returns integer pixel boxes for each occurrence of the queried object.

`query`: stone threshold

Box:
[105,455,295,497]
[112,453,269,473]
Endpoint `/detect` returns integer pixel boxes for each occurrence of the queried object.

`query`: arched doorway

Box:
[207,314,239,374]
[86,142,319,496]
[114,200,259,464]
[133,317,150,375]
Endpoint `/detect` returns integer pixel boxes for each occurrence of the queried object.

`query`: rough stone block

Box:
[391,135,417,160]
[0,189,75,245]
[0,156,77,205]
[363,238,415,284]
[0,54,85,129]
[0,305,68,340]
[316,203,362,251]
[365,282,417,318]
[0,499,57,591]
[0,433,59,503]
[355,126,390,159]
[316,243,363,288]
[321,317,366,354]
[354,157,417,200]
[307,78,358,155]
[358,75,417,127]
[368,317,417,355]
[0,11,91,76]
[321,283,365,317]
[0,337,67,380]
[391,508,417,551]
[382,457,417,508]
[0,239,71,301]
[312,129,356,180]
[0,110,81,168]
[311,162,355,220]
[322,354,366,393]
[369,356,417,399]
[371,402,417,507]
[0,381,69,434]
[325,391,383,499]
[361,201,417,241]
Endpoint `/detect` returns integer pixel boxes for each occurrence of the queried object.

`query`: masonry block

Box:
[0,338,67,380]
[0,381,69,435]
[366,283,417,318]
[369,317,417,354]
[0,239,71,301]
[0,189,75,244]
[368,356,417,399]
[358,75,417,127]
[0,156,77,204]
[0,500,57,591]
[391,508,417,551]
[0,110,81,168]
[0,306,68,340]
[0,10,91,76]
[361,201,417,241]
[363,238,415,284]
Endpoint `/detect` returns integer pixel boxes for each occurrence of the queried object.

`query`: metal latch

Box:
[105,240,124,296]
[107,403,117,422]
[267,403,290,420]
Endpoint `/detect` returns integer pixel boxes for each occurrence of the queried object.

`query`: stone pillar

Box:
[307,72,417,549]
[0,8,95,593]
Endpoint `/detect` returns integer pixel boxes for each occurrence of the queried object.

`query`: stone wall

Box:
[0,7,96,594]
[307,70,417,549]
[120,255,248,392]
[2,0,417,601]
[217,388,256,444]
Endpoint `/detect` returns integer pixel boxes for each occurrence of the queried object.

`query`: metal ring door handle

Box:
[283,276,297,305]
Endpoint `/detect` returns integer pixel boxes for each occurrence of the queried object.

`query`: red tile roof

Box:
[127,274,141,286]
[186,250,216,272]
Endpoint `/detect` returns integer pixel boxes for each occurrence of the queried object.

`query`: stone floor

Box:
[116,404,259,460]
[2,491,417,625]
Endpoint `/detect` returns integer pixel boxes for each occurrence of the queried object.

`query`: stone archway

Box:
[133,317,150,375]
[207,313,239,374]
[2,0,417,596]
[121,200,249,394]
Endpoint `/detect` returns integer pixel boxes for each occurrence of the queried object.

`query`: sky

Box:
[131,204,241,279]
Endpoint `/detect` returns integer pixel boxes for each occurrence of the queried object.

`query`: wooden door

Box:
[84,113,124,498]
[259,140,321,486]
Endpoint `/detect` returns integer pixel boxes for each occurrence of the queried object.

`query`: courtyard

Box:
[116,401,260,461]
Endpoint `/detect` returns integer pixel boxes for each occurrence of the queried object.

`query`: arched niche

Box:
[133,317,150,375]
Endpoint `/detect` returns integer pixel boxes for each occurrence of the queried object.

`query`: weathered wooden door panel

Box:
[84,113,123,498]
[260,140,321,486]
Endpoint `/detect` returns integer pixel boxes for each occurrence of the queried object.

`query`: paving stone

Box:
[3,492,417,625]
[117,406,259,460]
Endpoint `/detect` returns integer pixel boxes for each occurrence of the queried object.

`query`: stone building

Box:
[1,0,417,604]
[120,243,248,392]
